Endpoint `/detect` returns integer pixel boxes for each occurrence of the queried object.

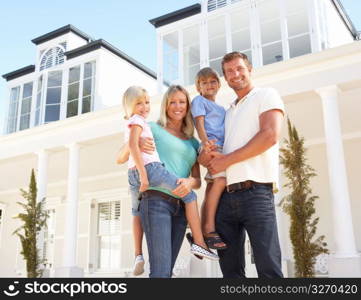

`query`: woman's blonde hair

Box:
[195,67,221,94]
[158,85,194,139]
[122,86,148,119]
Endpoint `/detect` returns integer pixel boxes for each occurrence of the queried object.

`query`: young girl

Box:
[191,68,227,250]
[122,86,218,274]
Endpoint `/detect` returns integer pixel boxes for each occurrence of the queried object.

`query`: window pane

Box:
[183,24,200,85]
[46,87,61,104]
[23,82,33,98]
[68,83,79,101]
[208,16,226,60]
[35,108,40,126]
[261,20,281,44]
[232,29,251,52]
[19,114,30,130]
[69,66,80,84]
[163,32,179,84]
[47,71,62,87]
[289,34,311,58]
[286,0,307,15]
[83,78,92,97]
[21,98,32,114]
[84,62,94,78]
[45,105,60,123]
[82,96,91,114]
[67,100,78,118]
[287,12,309,37]
[209,58,223,77]
[258,0,279,22]
[262,42,283,65]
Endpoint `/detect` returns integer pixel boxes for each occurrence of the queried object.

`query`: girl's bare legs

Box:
[185,201,209,249]
[133,215,143,256]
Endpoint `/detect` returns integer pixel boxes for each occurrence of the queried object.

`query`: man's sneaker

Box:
[133,255,145,276]
[190,244,219,261]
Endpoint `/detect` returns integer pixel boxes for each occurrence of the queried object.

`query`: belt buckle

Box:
[226,184,235,193]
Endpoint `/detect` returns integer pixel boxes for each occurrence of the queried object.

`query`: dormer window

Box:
[40,46,65,71]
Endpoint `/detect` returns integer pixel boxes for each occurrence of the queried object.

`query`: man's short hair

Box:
[221,52,252,75]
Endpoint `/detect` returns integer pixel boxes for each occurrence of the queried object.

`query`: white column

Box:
[36,149,49,203]
[308,0,322,53]
[316,86,361,277]
[54,143,83,277]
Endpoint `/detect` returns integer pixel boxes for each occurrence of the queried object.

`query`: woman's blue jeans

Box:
[139,192,187,278]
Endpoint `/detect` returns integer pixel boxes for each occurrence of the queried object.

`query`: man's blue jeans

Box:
[140,192,187,278]
[216,184,283,278]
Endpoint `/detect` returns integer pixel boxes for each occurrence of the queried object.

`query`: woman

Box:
[118,85,206,277]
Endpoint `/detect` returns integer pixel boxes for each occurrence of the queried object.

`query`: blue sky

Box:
[0,0,360,131]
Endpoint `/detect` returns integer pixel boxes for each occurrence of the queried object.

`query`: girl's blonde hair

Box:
[195,67,221,94]
[122,86,148,119]
[158,85,194,139]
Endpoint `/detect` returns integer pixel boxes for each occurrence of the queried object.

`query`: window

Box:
[35,76,43,126]
[43,209,55,269]
[19,82,33,131]
[285,0,311,59]
[40,46,65,71]
[208,16,227,75]
[183,25,200,86]
[258,0,283,65]
[163,32,179,85]
[82,61,95,114]
[6,86,20,134]
[231,9,252,64]
[207,0,227,12]
[45,71,62,123]
[97,201,121,270]
[67,66,80,118]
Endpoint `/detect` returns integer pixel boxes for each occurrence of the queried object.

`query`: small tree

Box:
[13,169,48,278]
[280,118,328,277]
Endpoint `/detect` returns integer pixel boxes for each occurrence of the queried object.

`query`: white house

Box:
[0,0,360,278]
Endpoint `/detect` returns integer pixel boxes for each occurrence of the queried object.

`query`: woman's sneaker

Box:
[190,244,219,261]
[133,255,145,276]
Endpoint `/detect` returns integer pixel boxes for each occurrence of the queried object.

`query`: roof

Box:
[31,24,93,45]
[65,39,156,79]
[2,65,35,81]
[149,4,201,28]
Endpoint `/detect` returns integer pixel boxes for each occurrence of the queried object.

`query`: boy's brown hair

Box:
[195,67,221,94]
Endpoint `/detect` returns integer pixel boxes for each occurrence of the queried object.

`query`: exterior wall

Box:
[1,41,360,277]
[96,48,158,110]
[322,0,354,48]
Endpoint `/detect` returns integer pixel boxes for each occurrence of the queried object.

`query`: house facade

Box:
[0,0,360,277]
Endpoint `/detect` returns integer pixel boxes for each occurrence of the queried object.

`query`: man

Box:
[201,52,284,278]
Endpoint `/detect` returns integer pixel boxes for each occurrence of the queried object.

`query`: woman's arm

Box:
[116,143,130,164]
[116,137,156,165]
[129,125,149,192]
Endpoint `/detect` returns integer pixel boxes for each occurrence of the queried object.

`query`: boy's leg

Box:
[201,182,213,231]
[203,177,226,234]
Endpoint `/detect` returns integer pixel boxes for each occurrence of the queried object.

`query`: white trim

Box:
[279,0,290,61]
[178,29,184,84]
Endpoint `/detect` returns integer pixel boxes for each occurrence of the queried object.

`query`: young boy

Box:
[191,67,227,250]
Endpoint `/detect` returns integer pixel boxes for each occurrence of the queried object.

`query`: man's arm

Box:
[208,109,284,174]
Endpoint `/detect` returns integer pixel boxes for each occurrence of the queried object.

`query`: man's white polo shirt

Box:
[223,87,285,190]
